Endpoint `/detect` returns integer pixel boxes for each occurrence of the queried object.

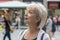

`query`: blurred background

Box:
[0,0,60,40]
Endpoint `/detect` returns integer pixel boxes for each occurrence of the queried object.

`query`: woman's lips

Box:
[24,18,28,20]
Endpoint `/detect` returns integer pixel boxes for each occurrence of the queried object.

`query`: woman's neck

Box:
[28,25,40,33]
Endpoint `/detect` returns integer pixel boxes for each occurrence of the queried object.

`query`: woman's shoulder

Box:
[18,29,28,36]
[17,29,28,40]
[42,30,50,40]
[37,30,50,40]
[44,33,50,38]
[43,33,50,40]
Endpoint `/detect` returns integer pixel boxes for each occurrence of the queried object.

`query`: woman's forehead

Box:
[27,6,36,10]
[26,8,31,11]
[26,9,36,14]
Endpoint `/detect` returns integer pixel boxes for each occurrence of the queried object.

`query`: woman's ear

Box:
[36,17,41,23]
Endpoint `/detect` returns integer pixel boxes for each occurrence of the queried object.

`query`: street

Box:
[0,29,22,40]
[0,29,60,40]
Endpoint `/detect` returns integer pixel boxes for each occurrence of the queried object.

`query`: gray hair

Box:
[27,2,48,29]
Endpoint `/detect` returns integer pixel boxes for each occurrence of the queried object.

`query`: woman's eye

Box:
[29,11,32,14]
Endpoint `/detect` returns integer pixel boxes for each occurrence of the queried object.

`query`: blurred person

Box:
[57,15,60,25]
[2,10,11,40]
[57,16,60,31]
[53,16,59,31]
[51,17,56,38]
[15,15,21,29]
[46,15,53,40]
[17,2,50,40]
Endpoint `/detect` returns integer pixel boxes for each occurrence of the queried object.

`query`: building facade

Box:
[47,0,60,15]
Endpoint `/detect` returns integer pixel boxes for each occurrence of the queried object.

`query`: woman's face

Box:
[24,8,38,24]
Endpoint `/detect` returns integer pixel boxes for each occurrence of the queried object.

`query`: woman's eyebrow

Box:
[29,10,32,12]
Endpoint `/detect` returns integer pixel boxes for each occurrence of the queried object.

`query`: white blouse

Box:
[17,29,50,40]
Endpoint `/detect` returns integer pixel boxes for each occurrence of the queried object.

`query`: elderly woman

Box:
[17,3,50,40]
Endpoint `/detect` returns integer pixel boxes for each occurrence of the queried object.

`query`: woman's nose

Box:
[24,13,28,16]
[24,14,28,17]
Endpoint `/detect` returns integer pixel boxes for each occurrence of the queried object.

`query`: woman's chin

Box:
[24,20,29,24]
